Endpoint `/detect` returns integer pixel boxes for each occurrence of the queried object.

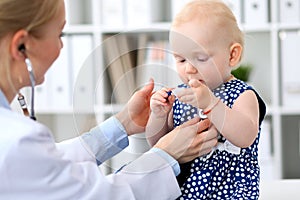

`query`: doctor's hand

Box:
[154,117,218,164]
[115,79,154,136]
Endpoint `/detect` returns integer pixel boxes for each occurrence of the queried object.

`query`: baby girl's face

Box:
[169,19,233,90]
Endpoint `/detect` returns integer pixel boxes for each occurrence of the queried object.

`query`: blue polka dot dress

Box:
[173,79,266,200]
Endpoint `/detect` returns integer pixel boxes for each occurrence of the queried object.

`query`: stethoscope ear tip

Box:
[18,44,26,52]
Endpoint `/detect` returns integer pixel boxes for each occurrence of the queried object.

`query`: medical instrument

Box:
[17,44,36,120]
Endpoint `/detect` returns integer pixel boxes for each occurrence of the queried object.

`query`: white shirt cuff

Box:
[150,147,180,176]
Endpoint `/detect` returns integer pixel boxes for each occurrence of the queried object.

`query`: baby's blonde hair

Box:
[172,0,244,49]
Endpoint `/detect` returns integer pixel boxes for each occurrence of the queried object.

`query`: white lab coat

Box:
[0,107,181,200]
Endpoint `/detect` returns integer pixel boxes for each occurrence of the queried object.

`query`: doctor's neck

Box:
[0,76,20,103]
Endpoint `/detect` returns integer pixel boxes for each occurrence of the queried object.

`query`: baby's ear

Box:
[229,43,243,67]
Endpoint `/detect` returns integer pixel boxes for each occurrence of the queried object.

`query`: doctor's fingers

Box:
[198,125,218,141]
[197,135,218,156]
[156,119,207,161]
[178,133,217,163]
[196,119,210,133]
[189,126,218,155]
[193,126,218,156]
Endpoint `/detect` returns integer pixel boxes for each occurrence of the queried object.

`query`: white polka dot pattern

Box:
[173,80,262,200]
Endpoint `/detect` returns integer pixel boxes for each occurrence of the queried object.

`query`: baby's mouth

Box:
[194,79,206,85]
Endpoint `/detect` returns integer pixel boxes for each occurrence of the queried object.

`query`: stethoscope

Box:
[17,44,36,121]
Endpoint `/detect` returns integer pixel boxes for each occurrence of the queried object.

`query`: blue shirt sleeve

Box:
[82,116,180,176]
[81,116,129,165]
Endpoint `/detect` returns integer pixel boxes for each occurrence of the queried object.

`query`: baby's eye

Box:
[178,58,186,63]
[197,57,209,62]
[174,56,186,63]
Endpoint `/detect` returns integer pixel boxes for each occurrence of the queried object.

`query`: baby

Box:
[146,0,266,199]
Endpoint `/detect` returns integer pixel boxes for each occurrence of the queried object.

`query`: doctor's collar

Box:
[0,89,11,109]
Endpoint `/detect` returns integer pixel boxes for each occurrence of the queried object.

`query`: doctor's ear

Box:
[10,29,29,60]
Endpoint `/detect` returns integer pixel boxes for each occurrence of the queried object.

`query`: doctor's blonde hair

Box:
[0,0,61,90]
[0,0,61,38]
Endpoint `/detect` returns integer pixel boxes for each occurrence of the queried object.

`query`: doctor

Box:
[0,0,218,199]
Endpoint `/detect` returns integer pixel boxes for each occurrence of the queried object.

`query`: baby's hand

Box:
[177,79,214,109]
[150,88,175,118]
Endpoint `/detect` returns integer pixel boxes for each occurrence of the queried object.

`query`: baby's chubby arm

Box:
[145,88,175,146]
[177,79,259,148]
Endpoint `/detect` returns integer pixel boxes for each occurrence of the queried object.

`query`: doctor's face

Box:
[28,0,66,85]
